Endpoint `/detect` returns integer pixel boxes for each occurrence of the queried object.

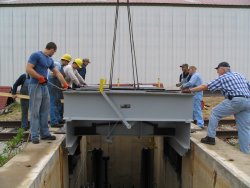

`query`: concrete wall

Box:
[85,135,154,188]
[154,133,250,188]
[0,135,69,188]
[69,136,88,188]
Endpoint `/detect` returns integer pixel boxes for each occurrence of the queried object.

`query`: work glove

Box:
[38,76,47,84]
[181,88,191,93]
[63,83,69,89]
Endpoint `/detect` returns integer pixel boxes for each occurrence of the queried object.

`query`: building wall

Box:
[0,5,249,87]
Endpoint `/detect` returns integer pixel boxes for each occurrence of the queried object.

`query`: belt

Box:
[227,95,250,100]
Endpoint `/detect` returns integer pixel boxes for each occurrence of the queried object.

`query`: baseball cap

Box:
[180,64,188,68]
[215,62,230,69]
[83,58,90,63]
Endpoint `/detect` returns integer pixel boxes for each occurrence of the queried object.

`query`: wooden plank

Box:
[0,92,29,99]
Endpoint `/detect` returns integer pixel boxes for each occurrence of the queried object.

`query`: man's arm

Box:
[182,74,197,88]
[190,84,208,92]
[75,72,86,85]
[12,74,26,95]
[51,68,68,87]
[26,63,41,79]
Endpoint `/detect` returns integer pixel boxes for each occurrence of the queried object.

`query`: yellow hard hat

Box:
[61,54,72,62]
[74,58,83,68]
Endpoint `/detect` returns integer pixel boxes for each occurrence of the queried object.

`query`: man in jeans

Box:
[26,42,69,144]
[12,73,30,131]
[182,66,204,128]
[48,54,72,127]
[183,62,250,154]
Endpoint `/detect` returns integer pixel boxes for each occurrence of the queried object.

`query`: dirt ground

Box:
[202,96,234,120]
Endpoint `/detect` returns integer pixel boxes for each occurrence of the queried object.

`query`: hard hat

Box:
[74,58,83,68]
[61,54,72,62]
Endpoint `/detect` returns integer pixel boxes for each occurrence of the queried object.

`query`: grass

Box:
[0,102,22,121]
[0,128,25,167]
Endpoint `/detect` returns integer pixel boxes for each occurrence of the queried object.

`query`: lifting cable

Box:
[109,0,139,89]
[109,0,120,89]
[127,0,139,89]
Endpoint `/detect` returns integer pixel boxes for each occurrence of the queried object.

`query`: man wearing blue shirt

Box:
[26,42,69,144]
[183,62,250,154]
[182,66,204,128]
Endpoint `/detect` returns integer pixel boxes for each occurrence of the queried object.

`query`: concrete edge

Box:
[190,132,250,187]
[0,134,66,188]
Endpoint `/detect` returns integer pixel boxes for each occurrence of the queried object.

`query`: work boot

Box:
[32,139,40,144]
[201,136,215,145]
[51,124,63,128]
[41,135,56,140]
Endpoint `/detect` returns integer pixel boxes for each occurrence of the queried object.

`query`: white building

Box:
[0,0,250,88]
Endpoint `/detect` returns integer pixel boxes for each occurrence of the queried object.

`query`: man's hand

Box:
[176,83,182,87]
[38,76,47,84]
[182,88,191,93]
[12,94,17,99]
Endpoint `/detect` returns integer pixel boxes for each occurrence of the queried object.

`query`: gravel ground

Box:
[0,142,6,154]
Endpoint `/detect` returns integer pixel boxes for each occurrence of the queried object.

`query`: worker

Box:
[64,58,86,88]
[48,54,72,128]
[78,58,90,80]
[12,73,30,131]
[182,62,250,154]
[182,66,204,128]
[176,63,192,87]
[72,58,90,88]
[26,42,69,144]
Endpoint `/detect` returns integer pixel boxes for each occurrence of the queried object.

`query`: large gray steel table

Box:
[63,89,193,156]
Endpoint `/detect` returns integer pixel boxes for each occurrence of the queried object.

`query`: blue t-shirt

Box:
[28,51,55,84]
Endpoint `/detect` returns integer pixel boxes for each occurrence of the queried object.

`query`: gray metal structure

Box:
[63,89,193,156]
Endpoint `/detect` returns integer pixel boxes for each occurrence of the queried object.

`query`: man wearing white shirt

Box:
[64,58,86,87]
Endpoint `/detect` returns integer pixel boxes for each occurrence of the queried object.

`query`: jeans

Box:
[20,99,29,129]
[207,97,250,154]
[29,83,51,141]
[193,95,204,127]
[48,76,63,125]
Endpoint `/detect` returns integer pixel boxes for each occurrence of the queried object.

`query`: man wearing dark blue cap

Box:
[182,62,250,154]
[176,64,192,87]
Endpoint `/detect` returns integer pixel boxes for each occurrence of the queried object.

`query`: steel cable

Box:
[109,0,120,89]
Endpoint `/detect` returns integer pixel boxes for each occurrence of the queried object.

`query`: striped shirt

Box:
[207,71,250,98]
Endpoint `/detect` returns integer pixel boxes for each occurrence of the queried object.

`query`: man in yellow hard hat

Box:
[73,58,91,88]
[48,53,72,127]
[64,58,86,87]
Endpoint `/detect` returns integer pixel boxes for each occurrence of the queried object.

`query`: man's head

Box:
[215,62,230,76]
[180,64,189,73]
[61,54,72,66]
[82,58,90,66]
[72,58,83,69]
[45,42,57,57]
[188,66,197,75]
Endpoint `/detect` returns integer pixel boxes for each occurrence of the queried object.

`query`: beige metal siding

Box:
[0,6,249,88]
